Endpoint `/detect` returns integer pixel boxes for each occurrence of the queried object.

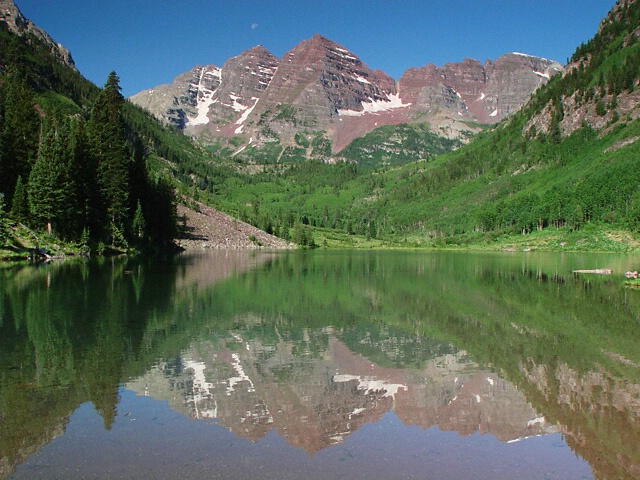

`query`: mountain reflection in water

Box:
[2,250,640,479]
[127,330,557,454]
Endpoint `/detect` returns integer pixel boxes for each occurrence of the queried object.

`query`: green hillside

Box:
[176,0,640,250]
[1,0,639,254]
[0,22,219,256]
[366,0,640,247]
[338,122,466,168]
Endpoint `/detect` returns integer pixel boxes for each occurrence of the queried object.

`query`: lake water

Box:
[1,250,639,479]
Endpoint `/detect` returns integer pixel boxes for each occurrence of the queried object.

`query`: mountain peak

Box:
[302,33,353,55]
[242,44,274,57]
[1,0,30,34]
[310,33,331,43]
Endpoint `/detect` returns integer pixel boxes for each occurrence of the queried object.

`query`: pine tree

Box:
[0,74,41,202]
[143,174,177,246]
[548,99,564,144]
[0,83,5,194]
[65,115,97,238]
[87,72,130,241]
[28,127,71,236]
[0,193,8,245]
[10,175,29,223]
[132,200,145,240]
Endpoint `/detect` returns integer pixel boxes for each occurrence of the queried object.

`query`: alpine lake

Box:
[1,249,639,480]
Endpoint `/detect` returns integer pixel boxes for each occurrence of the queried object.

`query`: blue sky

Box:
[17,0,616,98]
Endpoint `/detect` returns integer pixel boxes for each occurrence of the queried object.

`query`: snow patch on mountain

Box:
[190,94,217,126]
[205,69,222,79]
[229,94,248,112]
[234,97,259,134]
[513,51,552,63]
[189,67,221,126]
[338,93,411,117]
[333,46,358,61]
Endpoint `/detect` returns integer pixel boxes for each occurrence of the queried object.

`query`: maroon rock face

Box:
[131,34,563,158]
[247,34,403,149]
[398,53,563,125]
[259,35,396,112]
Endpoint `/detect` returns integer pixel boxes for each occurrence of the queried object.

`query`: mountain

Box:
[355,0,640,245]
[132,45,279,134]
[174,0,640,251]
[131,35,562,162]
[400,53,563,128]
[3,0,638,252]
[524,0,640,138]
[0,0,75,70]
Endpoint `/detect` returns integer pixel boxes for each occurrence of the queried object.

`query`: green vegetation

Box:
[166,1,640,251]
[339,122,464,167]
[2,1,639,254]
[0,25,191,255]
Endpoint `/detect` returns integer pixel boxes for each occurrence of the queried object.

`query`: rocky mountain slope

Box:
[401,53,563,129]
[131,34,563,161]
[176,200,293,250]
[0,0,76,70]
[524,0,640,139]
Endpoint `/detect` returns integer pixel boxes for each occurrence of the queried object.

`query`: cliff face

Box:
[245,34,408,153]
[399,53,563,125]
[131,35,562,159]
[130,46,280,134]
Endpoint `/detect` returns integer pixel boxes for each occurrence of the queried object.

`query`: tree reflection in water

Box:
[1,251,639,479]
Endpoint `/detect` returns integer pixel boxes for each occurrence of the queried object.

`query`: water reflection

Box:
[1,250,640,479]
[128,329,557,454]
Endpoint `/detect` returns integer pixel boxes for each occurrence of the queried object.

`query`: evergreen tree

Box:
[0,82,5,193]
[0,74,41,202]
[28,127,71,236]
[132,200,145,240]
[143,174,177,246]
[0,193,8,245]
[65,115,97,238]
[87,72,130,241]
[548,99,564,144]
[10,175,29,223]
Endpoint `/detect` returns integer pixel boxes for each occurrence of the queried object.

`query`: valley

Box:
[0,0,639,256]
[2,2,640,478]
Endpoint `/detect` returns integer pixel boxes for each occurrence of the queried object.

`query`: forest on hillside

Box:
[0,26,179,253]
